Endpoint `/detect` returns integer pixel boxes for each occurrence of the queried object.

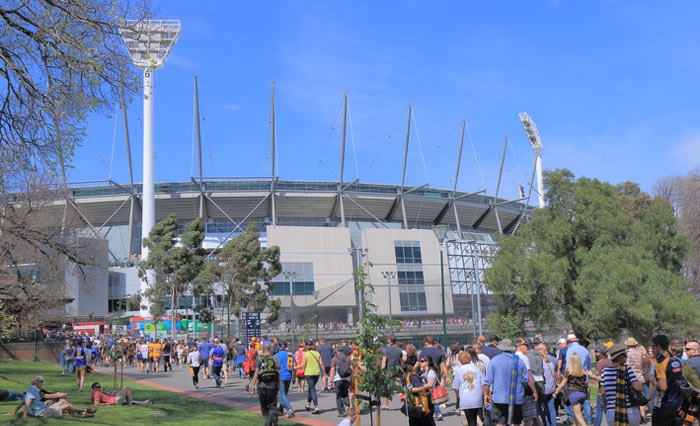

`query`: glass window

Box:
[399,292,427,312]
[271,262,315,295]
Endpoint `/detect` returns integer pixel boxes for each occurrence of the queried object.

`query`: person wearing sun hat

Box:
[483,338,534,425]
[591,345,612,426]
[624,337,647,420]
[599,343,644,426]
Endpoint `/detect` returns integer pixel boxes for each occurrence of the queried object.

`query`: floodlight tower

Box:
[121,20,181,315]
[519,112,546,208]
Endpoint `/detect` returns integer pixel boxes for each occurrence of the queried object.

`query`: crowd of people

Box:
[7,330,700,425]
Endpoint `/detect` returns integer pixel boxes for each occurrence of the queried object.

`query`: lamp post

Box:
[283,271,297,347]
[380,271,396,320]
[432,225,449,347]
[313,290,320,340]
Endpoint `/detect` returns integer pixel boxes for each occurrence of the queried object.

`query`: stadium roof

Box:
[59,179,531,234]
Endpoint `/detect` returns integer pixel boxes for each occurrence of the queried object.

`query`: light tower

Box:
[121,20,181,315]
[519,112,546,208]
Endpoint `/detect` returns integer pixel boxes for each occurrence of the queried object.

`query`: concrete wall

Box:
[364,228,454,318]
[267,225,356,309]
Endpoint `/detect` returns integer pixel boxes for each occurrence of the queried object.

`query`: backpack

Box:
[259,354,278,383]
[337,355,352,378]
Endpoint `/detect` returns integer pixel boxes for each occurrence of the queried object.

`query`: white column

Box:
[140,68,155,316]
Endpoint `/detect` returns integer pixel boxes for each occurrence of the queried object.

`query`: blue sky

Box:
[72,1,700,201]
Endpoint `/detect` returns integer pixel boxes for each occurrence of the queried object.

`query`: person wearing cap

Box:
[274,340,295,418]
[13,376,96,419]
[514,338,539,426]
[600,343,643,426]
[301,339,324,414]
[650,334,685,425]
[483,338,535,426]
[590,345,612,426]
[482,335,502,360]
[250,340,281,426]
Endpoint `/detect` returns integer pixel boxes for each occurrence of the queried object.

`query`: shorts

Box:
[568,391,587,406]
[491,402,522,425]
[324,366,331,375]
[522,395,538,419]
[75,365,86,378]
[114,394,125,405]
[39,405,63,418]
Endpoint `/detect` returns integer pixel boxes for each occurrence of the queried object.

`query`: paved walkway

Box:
[95,363,581,425]
[94,364,426,425]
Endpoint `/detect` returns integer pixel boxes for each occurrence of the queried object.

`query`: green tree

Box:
[204,223,282,330]
[0,0,150,184]
[354,263,402,426]
[485,169,697,344]
[139,214,205,339]
[0,0,152,337]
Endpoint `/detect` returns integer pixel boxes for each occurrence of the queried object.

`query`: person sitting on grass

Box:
[6,376,96,419]
[91,382,152,406]
[0,389,24,402]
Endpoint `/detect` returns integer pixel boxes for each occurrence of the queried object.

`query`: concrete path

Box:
[94,363,580,425]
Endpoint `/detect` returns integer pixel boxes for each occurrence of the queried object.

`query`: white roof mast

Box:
[121,20,181,316]
[519,112,546,208]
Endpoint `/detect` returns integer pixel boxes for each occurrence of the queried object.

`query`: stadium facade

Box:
[57,178,531,331]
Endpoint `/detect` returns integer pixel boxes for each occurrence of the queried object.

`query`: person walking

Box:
[650,334,685,425]
[301,339,324,414]
[72,339,88,392]
[274,340,295,419]
[553,353,588,426]
[483,338,534,426]
[452,350,485,426]
[421,355,443,422]
[331,345,353,417]
[600,343,644,426]
[250,340,281,426]
[187,347,202,389]
[210,339,225,388]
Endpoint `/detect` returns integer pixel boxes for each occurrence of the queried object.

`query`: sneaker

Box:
[563,420,573,425]
[284,411,295,419]
[434,413,443,421]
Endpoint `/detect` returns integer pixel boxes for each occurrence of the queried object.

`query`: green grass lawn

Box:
[0,361,300,425]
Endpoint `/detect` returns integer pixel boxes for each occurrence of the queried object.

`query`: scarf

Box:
[614,365,629,426]
[508,354,518,425]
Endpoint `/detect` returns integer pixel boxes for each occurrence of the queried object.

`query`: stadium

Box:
[34,21,541,338]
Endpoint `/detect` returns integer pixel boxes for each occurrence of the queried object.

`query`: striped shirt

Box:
[600,364,638,410]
